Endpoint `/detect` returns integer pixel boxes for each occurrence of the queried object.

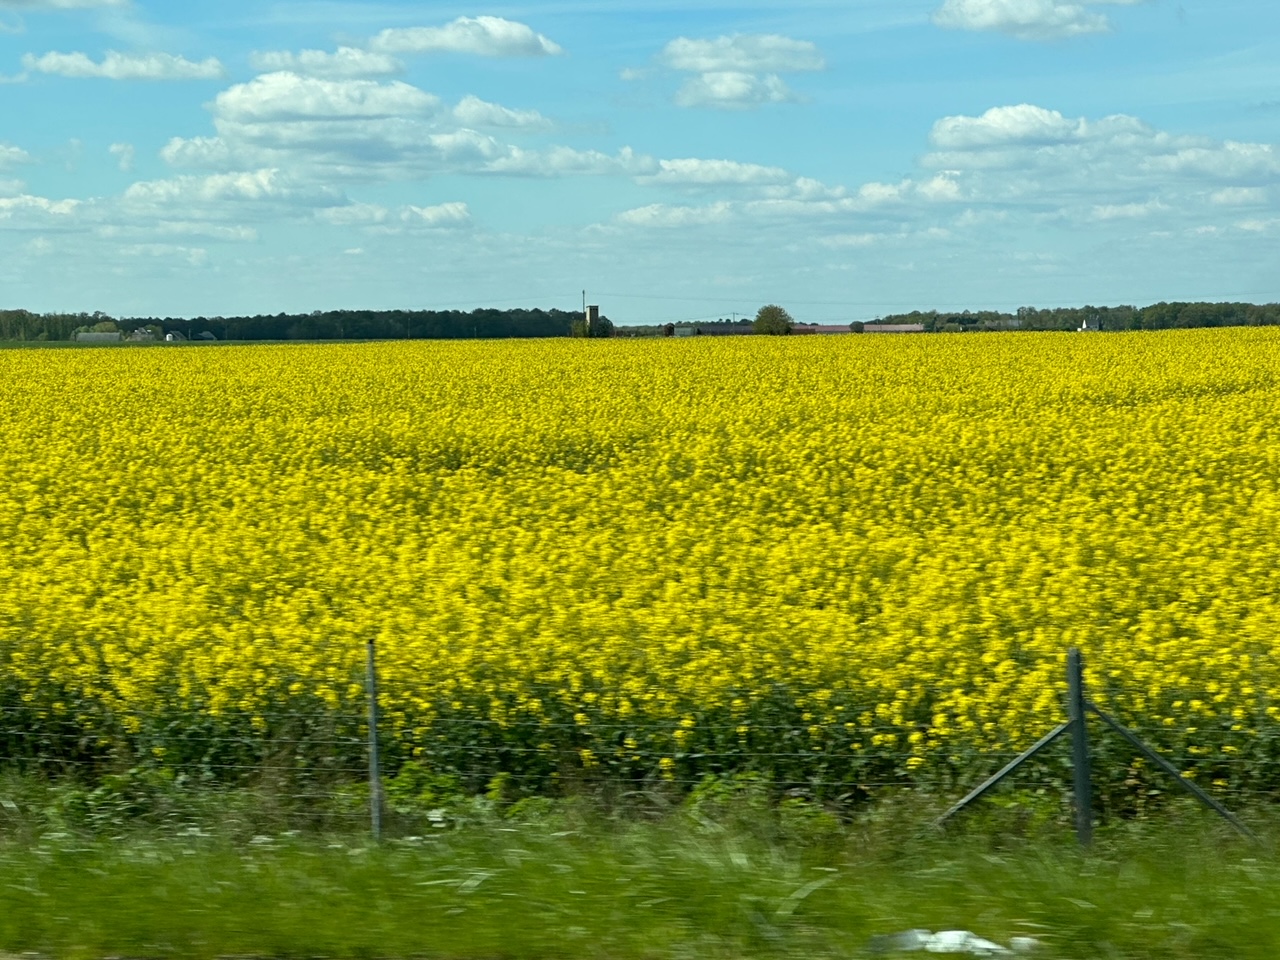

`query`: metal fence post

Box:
[1068,648,1093,847]
[366,638,383,842]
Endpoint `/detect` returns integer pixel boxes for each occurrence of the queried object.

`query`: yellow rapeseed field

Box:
[1,329,1278,794]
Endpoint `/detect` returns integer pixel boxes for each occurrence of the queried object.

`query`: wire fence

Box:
[2,644,1278,835]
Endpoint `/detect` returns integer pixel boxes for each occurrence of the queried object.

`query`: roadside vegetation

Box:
[0,772,1277,960]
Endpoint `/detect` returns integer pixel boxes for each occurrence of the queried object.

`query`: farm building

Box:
[863,323,926,334]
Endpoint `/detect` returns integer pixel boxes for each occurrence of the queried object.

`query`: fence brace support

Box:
[939,647,1255,844]
[936,721,1071,827]
[366,638,383,843]
[1087,701,1255,840]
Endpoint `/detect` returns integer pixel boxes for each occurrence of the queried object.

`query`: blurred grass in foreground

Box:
[0,777,1278,959]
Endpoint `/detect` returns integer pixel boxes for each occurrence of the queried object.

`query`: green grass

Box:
[0,783,1277,959]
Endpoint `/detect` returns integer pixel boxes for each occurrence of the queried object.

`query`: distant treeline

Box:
[4,301,1280,342]
[0,307,582,342]
[880,302,1280,333]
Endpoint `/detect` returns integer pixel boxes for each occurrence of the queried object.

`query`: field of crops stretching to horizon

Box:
[1,329,1279,802]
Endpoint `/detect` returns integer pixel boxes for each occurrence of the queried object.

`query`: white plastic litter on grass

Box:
[868,929,1042,956]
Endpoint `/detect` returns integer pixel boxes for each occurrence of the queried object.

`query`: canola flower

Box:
[0,330,1278,796]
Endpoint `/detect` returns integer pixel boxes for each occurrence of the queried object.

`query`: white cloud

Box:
[1237,218,1280,233]
[316,200,471,231]
[931,103,1089,148]
[116,243,210,266]
[917,173,964,201]
[925,105,1280,187]
[123,170,340,209]
[97,221,258,241]
[214,72,439,123]
[109,142,134,171]
[452,95,551,130]
[0,193,82,230]
[675,72,798,109]
[22,50,225,80]
[0,143,31,167]
[1143,141,1280,180]
[401,201,470,227]
[163,74,653,183]
[932,0,1127,41]
[0,193,78,215]
[660,34,825,73]
[249,47,402,79]
[640,157,792,187]
[609,102,1280,241]
[369,16,562,57]
[920,104,1280,228]
[486,145,656,178]
[160,135,233,169]
[1211,187,1269,206]
[819,233,880,248]
[316,202,390,225]
[616,201,735,228]
[655,33,822,111]
[1091,198,1167,220]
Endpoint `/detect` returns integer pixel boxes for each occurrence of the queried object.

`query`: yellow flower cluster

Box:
[0,330,1277,791]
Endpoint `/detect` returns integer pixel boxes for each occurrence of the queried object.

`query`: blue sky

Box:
[0,0,1276,324]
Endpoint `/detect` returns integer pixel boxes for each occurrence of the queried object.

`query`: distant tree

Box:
[849,321,865,333]
[571,314,615,338]
[753,304,794,335]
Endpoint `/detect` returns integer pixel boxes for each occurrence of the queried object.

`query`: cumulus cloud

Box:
[22,50,225,80]
[0,143,32,167]
[613,174,964,229]
[122,169,341,211]
[316,200,471,232]
[675,72,798,109]
[1211,187,1269,206]
[639,157,792,187]
[400,201,470,227]
[160,136,234,170]
[931,103,1091,147]
[369,16,562,57]
[486,145,655,178]
[315,202,389,226]
[109,142,134,171]
[97,221,258,242]
[248,47,403,79]
[659,34,825,73]
[653,33,823,110]
[214,72,439,123]
[161,74,649,182]
[115,242,210,266]
[1091,198,1167,220]
[922,105,1280,225]
[932,0,1148,41]
[609,104,1280,241]
[452,95,551,130]
[616,201,735,228]
[925,105,1280,183]
[0,193,82,231]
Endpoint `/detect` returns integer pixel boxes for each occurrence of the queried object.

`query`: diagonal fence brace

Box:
[936,721,1072,826]
[1087,701,1256,841]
